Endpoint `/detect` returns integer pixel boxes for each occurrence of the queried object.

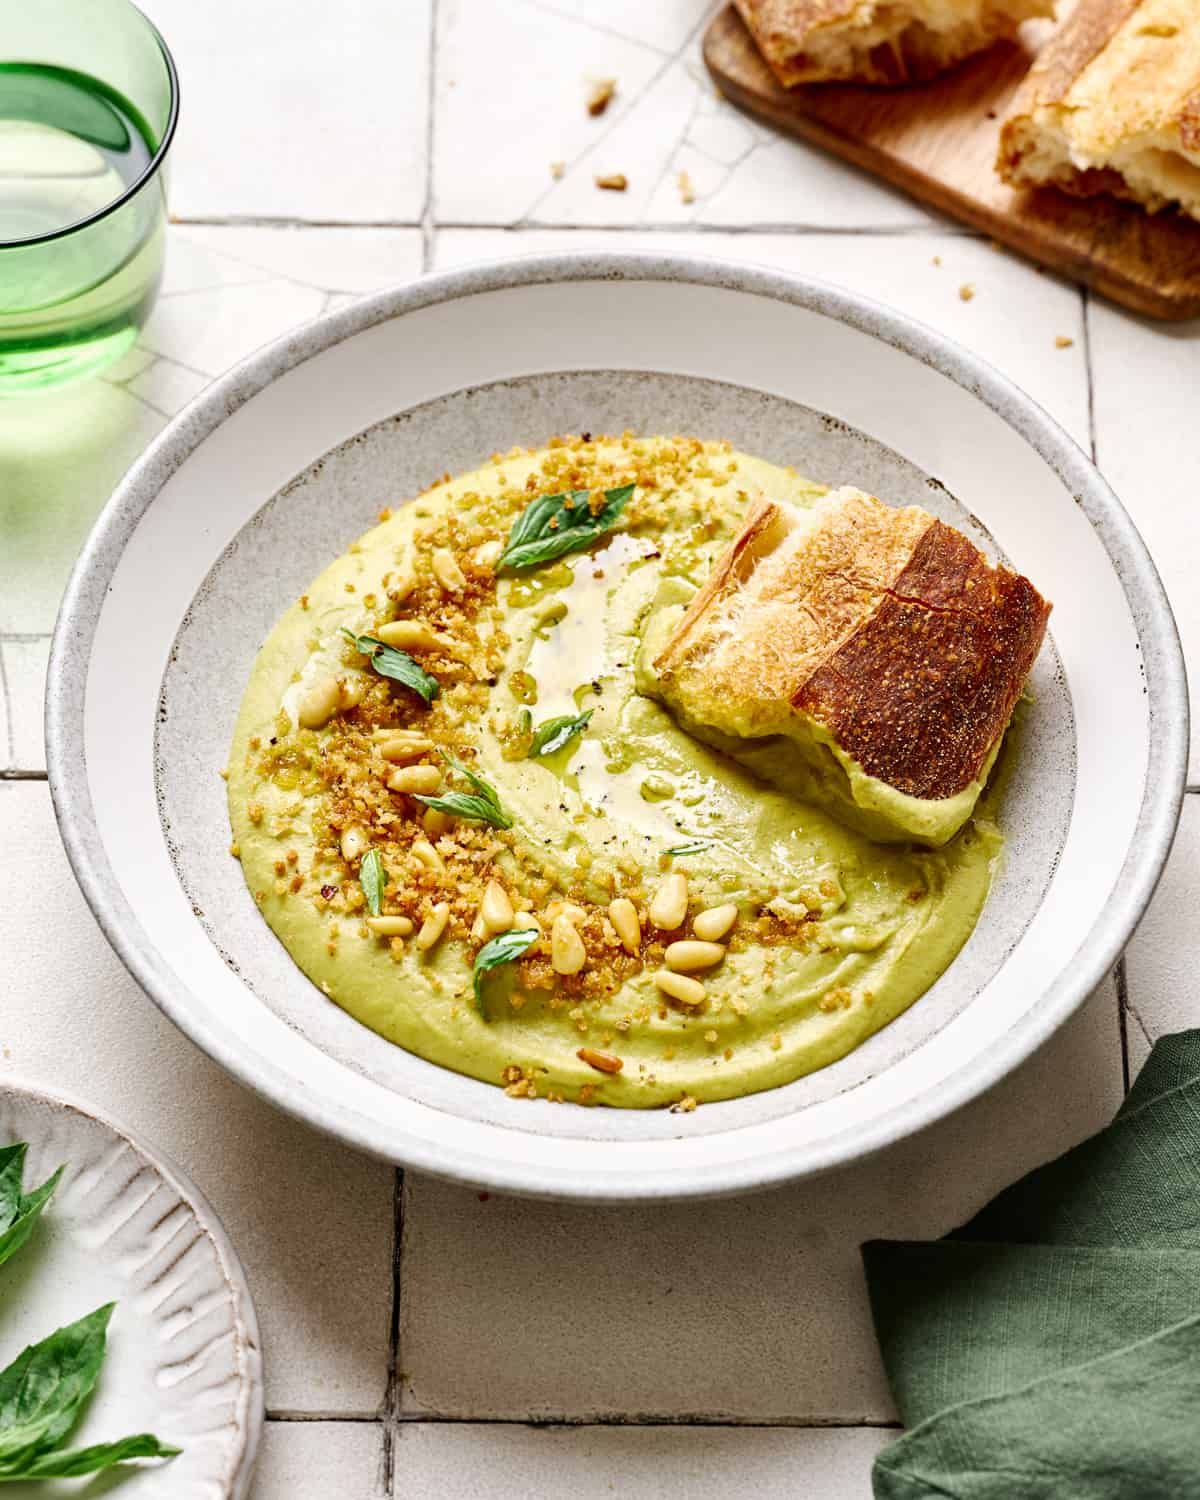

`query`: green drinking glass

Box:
[0,0,178,395]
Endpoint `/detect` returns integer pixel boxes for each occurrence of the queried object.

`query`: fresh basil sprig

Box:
[527,709,593,758]
[359,848,386,917]
[472,926,539,1016]
[499,483,635,572]
[0,1304,179,1481]
[340,628,439,704]
[416,751,513,830]
[0,1145,61,1272]
[665,840,713,857]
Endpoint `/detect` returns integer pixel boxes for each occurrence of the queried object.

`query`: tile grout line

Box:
[420,0,439,274]
[264,1411,903,1430]
[0,644,13,772]
[1080,285,1098,466]
[165,215,981,238]
[382,1169,406,1495]
[1114,957,1132,1095]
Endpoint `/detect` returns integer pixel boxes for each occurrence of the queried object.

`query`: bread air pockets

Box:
[638,488,1051,847]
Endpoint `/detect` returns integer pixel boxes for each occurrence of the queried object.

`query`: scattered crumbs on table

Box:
[595,172,628,191]
[550,161,565,180]
[678,170,695,205]
[1055,335,1075,348]
[587,78,617,116]
[959,283,976,302]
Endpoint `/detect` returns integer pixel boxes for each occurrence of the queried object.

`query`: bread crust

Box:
[735,0,1052,87]
[998,0,1200,214]
[653,490,1051,803]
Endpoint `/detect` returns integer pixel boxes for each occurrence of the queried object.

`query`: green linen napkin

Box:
[862,1030,1200,1499]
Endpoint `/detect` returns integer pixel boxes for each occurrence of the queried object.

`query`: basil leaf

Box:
[359,848,386,917]
[0,1433,181,1479]
[340,628,439,704]
[0,1305,113,1461]
[473,927,539,1015]
[528,710,593,758]
[415,792,513,830]
[499,483,635,571]
[0,1147,61,1272]
[417,751,513,828]
[665,840,713,857]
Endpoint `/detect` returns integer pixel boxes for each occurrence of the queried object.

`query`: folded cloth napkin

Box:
[862,1030,1200,1499]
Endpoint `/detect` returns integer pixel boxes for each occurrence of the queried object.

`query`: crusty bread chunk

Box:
[650,489,1050,845]
[734,0,1053,86]
[998,0,1200,221]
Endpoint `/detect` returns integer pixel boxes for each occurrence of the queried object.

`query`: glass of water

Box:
[0,0,178,396]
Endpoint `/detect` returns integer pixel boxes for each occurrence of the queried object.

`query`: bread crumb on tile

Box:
[958,283,975,302]
[1055,335,1074,349]
[587,78,616,116]
[595,172,628,192]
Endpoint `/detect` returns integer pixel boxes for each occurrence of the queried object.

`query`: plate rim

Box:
[45,251,1190,1201]
[0,1074,264,1496]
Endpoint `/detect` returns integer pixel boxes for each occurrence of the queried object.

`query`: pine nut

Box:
[608,898,641,954]
[298,676,341,729]
[390,563,418,602]
[376,619,441,651]
[693,903,738,942]
[551,914,587,975]
[432,547,467,594]
[340,826,369,862]
[412,837,445,872]
[473,539,503,569]
[422,806,451,836]
[379,736,435,762]
[367,915,413,937]
[387,764,442,795]
[481,880,514,934]
[577,1048,624,1075]
[654,970,706,1008]
[665,939,725,972]
[546,900,587,926]
[338,676,366,710]
[470,911,488,942]
[416,902,449,950]
[509,912,542,937]
[649,871,688,930]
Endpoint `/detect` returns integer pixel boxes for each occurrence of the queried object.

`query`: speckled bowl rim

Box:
[0,1075,264,1495]
[46,253,1189,1201]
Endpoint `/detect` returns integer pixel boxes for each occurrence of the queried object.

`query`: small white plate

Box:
[46,254,1188,1201]
[0,1082,262,1498]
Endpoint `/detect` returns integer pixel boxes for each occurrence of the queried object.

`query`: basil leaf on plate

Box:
[0,1432,182,1479]
[359,848,386,917]
[416,751,513,829]
[472,927,540,1015]
[527,709,593,758]
[340,628,439,703]
[498,483,635,571]
[0,1146,61,1272]
[0,1304,114,1462]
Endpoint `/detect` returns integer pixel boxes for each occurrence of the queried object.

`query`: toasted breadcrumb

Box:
[550,160,565,180]
[595,173,628,191]
[586,78,616,116]
[1055,335,1074,349]
[678,170,695,205]
[958,283,975,302]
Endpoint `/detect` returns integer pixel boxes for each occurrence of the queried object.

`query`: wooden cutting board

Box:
[703,6,1200,320]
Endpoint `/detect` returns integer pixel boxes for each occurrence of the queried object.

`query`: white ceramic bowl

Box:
[47,255,1187,1201]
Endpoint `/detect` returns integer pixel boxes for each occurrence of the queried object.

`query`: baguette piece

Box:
[646,488,1050,846]
[998,0,1200,221]
[733,0,1053,86]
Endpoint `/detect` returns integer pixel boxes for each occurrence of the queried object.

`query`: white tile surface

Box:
[0,226,422,634]
[1,637,49,773]
[392,1423,891,1499]
[432,228,1090,443]
[434,1,926,228]
[1089,305,1200,778]
[252,1421,385,1499]
[140,0,432,222]
[1123,796,1200,1056]
[0,783,395,1416]
[400,980,1121,1423]
[7,7,1195,1490]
